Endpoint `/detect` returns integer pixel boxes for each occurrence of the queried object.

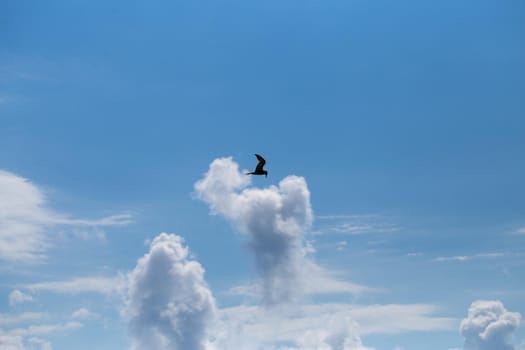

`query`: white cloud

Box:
[0,334,25,350]
[0,310,80,350]
[0,321,81,350]
[228,267,376,299]
[27,337,52,350]
[0,170,132,263]
[406,252,423,257]
[314,214,398,235]
[434,256,470,262]
[433,252,507,263]
[460,300,521,350]
[307,267,378,296]
[331,223,375,234]
[71,308,99,320]
[0,313,46,326]
[9,322,82,337]
[195,157,371,305]
[336,241,347,251]
[22,276,125,295]
[214,302,455,349]
[9,290,33,307]
[295,316,374,350]
[123,233,216,350]
[514,227,525,235]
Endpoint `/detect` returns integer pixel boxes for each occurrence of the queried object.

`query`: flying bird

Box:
[246,154,268,177]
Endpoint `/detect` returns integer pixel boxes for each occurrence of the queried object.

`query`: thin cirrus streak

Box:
[0,170,132,263]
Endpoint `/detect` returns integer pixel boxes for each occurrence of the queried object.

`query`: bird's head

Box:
[264,170,268,178]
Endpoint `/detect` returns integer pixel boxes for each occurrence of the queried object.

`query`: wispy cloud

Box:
[303,269,381,295]
[316,214,378,220]
[22,276,125,295]
[331,223,376,234]
[433,252,507,263]
[8,290,34,307]
[514,227,525,235]
[336,241,347,251]
[215,302,457,348]
[406,252,424,257]
[0,311,80,349]
[314,214,398,235]
[8,321,82,337]
[0,319,81,350]
[0,334,24,350]
[71,308,99,320]
[50,214,133,227]
[433,256,471,262]
[228,268,378,299]
[0,170,132,263]
[27,337,52,350]
[0,312,46,326]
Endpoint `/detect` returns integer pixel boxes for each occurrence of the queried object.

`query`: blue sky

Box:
[1,0,524,349]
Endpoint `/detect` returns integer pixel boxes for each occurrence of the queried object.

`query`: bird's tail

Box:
[245,172,252,175]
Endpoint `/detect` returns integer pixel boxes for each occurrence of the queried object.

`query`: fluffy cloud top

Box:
[0,170,131,263]
[124,233,216,350]
[194,157,314,305]
[460,300,521,350]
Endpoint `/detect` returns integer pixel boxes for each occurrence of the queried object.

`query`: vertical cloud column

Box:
[124,233,216,350]
[194,157,314,305]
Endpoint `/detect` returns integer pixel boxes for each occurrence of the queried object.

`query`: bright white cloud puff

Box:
[460,300,521,350]
[124,233,216,350]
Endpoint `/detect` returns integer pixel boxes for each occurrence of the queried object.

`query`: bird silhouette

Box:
[246,154,268,177]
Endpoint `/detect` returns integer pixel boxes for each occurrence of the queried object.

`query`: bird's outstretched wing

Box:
[255,154,266,172]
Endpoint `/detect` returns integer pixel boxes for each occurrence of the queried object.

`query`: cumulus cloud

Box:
[460,300,521,350]
[9,290,33,307]
[195,157,375,304]
[123,233,216,350]
[0,170,132,263]
[194,157,317,304]
[192,157,384,348]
